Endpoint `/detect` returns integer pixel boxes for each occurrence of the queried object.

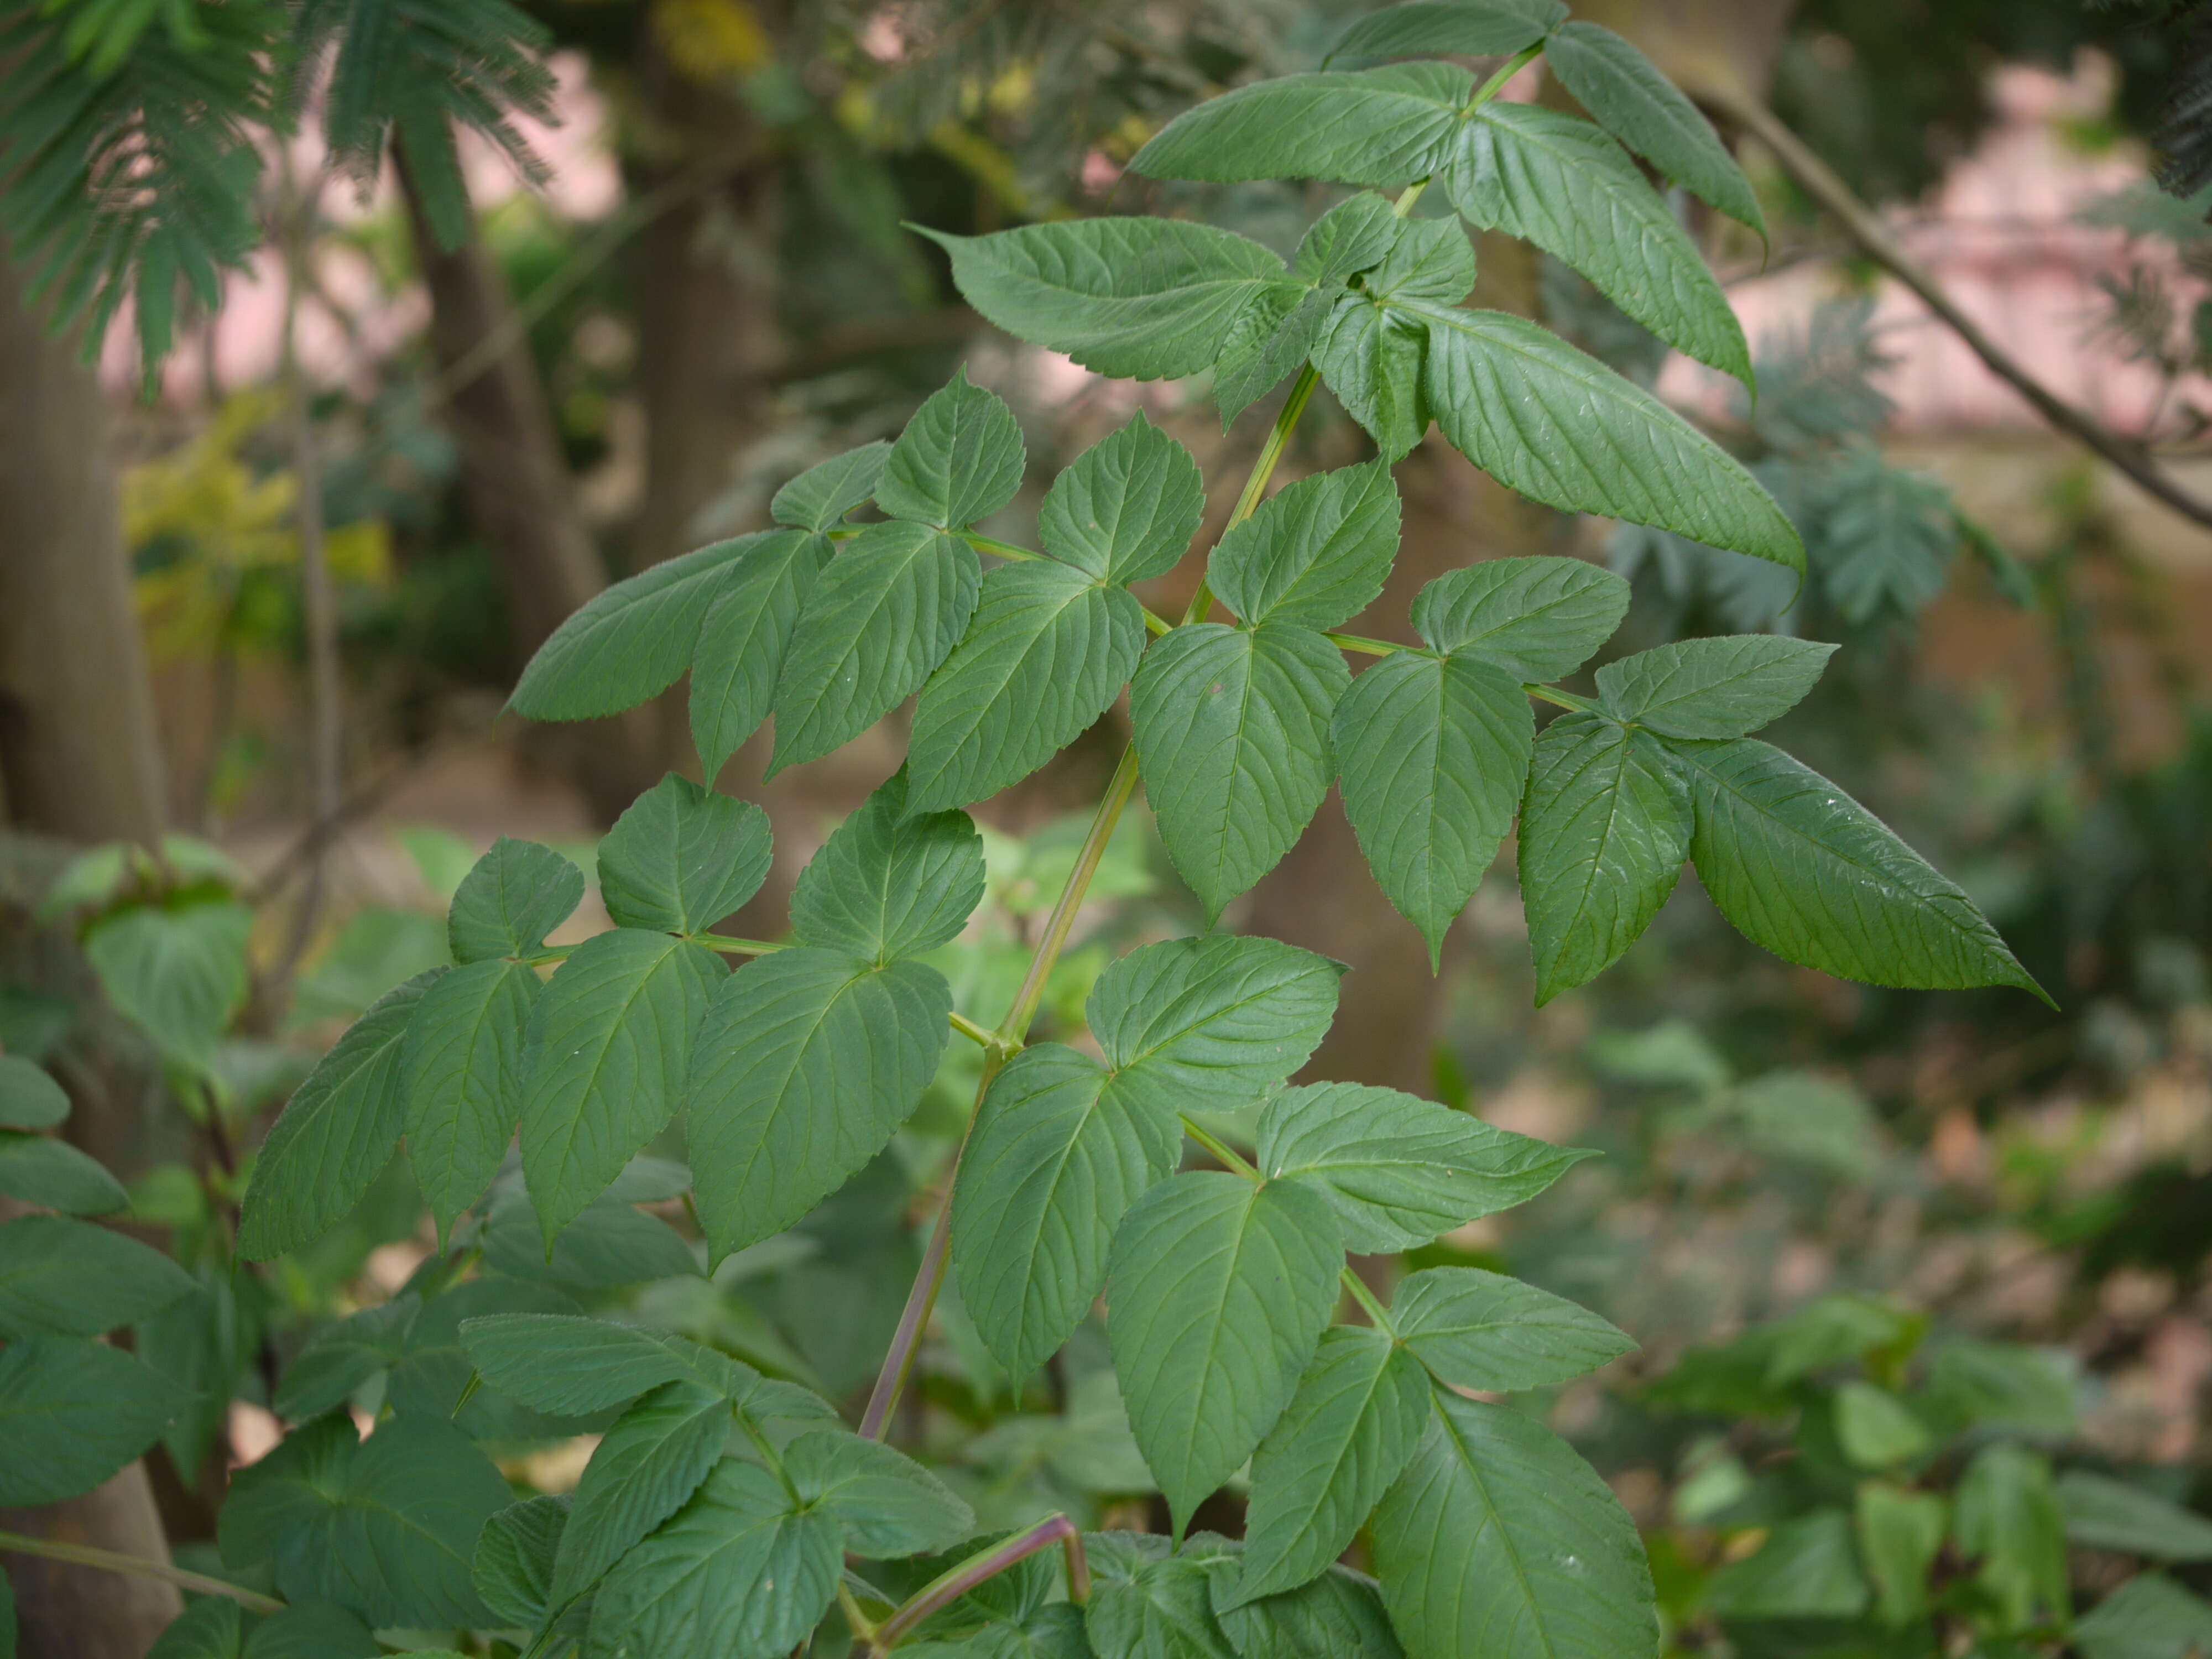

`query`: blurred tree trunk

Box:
[1243,0,1797,1095]
[394,144,664,822]
[0,246,166,848]
[0,236,184,1659]
[624,20,806,931]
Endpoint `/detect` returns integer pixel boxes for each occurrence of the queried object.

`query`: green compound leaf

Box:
[1353,213,1480,309]
[0,1214,195,1338]
[952,1044,1180,1380]
[474,1496,568,1630]
[240,969,443,1260]
[875,368,1026,530]
[401,957,538,1243]
[954,936,1338,1379]
[1446,103,1751,386]
[1131,63,1472,187]
[1410,557,1630,681]
[1219,288,1334,430]
[241,1604,380,1659]
[597,774,773,935]
[1373,1392,1658,1659]
[459,1312,833,1424]
[1039,413,1206,584]
[1670,737,2049,1001]
[1089,934,1343,1116]
[1297,193,1407,286]
[1855,1481,1947,1626]
[582,1459,841,1659]
[907,562,1147,815]
[518,932,723,1246]
[0,1056,69,1130]
[447,837,585,964]
[1210,462,1401,632]
[1236,1327,1431,1604]
[145,1596,245,1659]
[1597,637,1836,740]
[481,1192,698,1291]
[771,441,892,533]
[1955,1451,2070,1628]
[1215,197,1400,427]
[688,529,830,779]
[273,1301,412,1423]
[1704,1510,1868,1620]
[84,900,251,1070]
[920,220,1290,382]
[1310,217,1477,457]
[1108,1171,1343,1533]
[1544,21,1766,237]
[1325,0,1563,67]
[219,1413,512,1629]
[1132,622,1350,923]
[2059,1471,2212,1562]
[1393,1266,1636,1391]
[1334,648,1531,964]
[770,520,981,773]
[1087,1540,1238,1659]
[0,1338,182,1505]
[783,1428,975,1558]
[2072,1575,2212,1659]
[553,1381,730,1601]
[1256,1082,1592,1254]
[1411,303,1803,572]
[686,950,952,1265]
[1214,1564,1406,1659]
[1314,295,1432,462]
[787,773,987,961]
[510,535,759,722]
[0,1132,128,1215]
[1517,713,1691,1005]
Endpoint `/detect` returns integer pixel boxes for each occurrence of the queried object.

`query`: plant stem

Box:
[1185,365,1323,628]
[0,1531,285,1614]
[1464,41,1545,114]
[860,747,1141,1439]
[1527,684,1600,713]
[947,1009,999,1049]
[867,1514,1088,1653]
[1325,630,1402,657]
[999,747,1142,1042]
[689,932,785,956]
[1179,1114,1258,1178]
[1340,1267,1399,1337]
[839,1579,880,1643]
[859,243,1339,1439]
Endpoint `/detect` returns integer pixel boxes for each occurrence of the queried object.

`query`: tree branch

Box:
[1698,84,2212,534]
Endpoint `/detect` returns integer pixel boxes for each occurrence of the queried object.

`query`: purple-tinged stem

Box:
[868,1514,1089,1654]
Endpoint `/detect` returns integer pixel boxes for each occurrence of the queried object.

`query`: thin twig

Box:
[0,1530,284,1614]
[1699,84,2212,533]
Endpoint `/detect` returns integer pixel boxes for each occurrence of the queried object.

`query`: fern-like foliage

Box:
[290,0,557,251]
[1598,297,2013,633]
[0,0,276,382]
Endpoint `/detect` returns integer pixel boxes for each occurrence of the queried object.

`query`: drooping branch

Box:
[1699,84,2212,534]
